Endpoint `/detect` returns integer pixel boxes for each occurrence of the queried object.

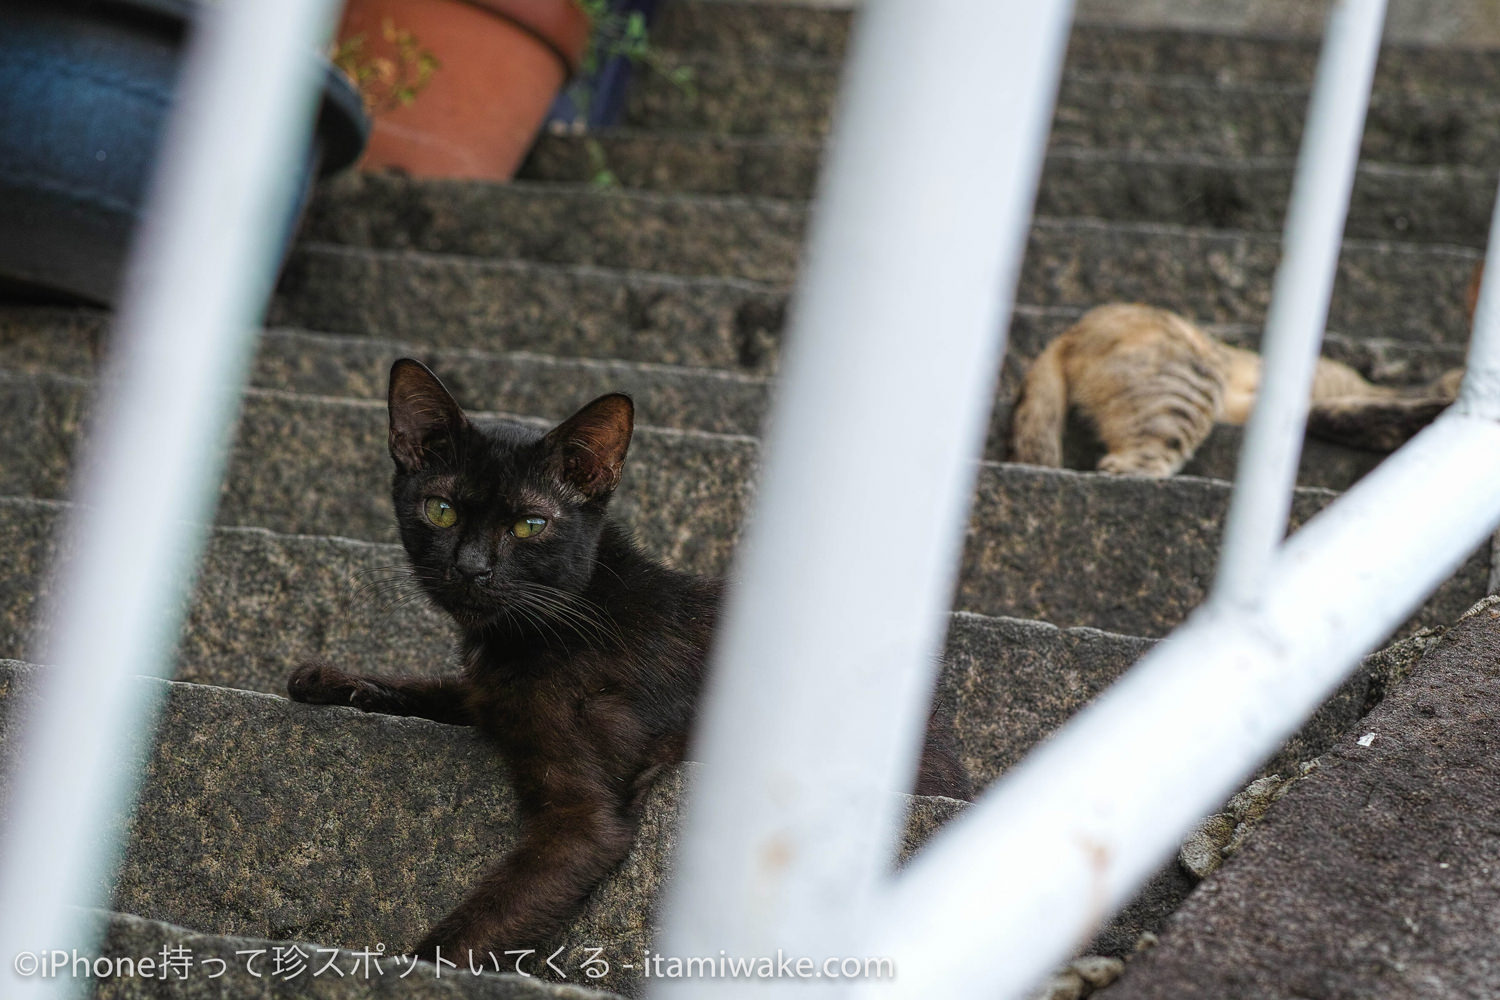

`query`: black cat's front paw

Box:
[408,935,441,965]
[287,660,359,705]
[409,930,470,966]
[410,915,501,968]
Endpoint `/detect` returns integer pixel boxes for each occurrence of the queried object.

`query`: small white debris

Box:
[1357,732,1377,747]
[1439,862,1450,869]
[1068,956,1124,989]
[1029,971,1084,1000]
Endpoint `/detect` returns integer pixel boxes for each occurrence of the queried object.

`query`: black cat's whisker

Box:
[518,600,598,648]
[348,569,444,617]
[365,590,434,619]
[514,589,601,649]
[351,573,415,592]
[589,558,629,588]
[349,575,418,600]
[504,592,569,650]
[350,564,417,577]
[555,590,628,645]
[509,584,625,648]
[349,585,411,611]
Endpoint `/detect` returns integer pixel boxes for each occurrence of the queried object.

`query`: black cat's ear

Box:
[543,393,634,498]
[388,359,468,472]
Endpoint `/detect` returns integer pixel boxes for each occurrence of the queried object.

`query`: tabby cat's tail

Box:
[1305,396,1453,452]
[1305,368,1461,452]
[1009,338,1069,466]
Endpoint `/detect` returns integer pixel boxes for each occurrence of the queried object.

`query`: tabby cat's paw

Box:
[287,660,358,705]
[1098,452,1179,477]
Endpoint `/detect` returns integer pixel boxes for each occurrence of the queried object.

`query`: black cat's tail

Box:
[1009,338,1068,466]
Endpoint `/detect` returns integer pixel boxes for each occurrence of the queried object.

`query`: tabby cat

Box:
[1009,302,1463,476]
[287,360,972,963]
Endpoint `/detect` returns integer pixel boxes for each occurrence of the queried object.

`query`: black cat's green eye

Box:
[511,516,547,539]
[424,497,458,528]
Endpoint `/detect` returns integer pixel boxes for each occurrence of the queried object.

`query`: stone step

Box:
[3,307,1463,488]
[0,660,959,997]
[0,491,1162,787]
[0,489,1181,791]
[523,135,1496,246]
[522,130,822,200]
[1053,73,1500,167]
[941,615,1435,798]
[652,4,1500,96]
[271,244,789,373]
[2,374,761,583]
[264,245,1467,381]
[2,368,1489,639]
[299,176,806,285]
[0,309,773,438]
[295,178,1480,348]
[1105,599,1500,1000]
[625,57,1500,167]
[2,454,1382,789]
[0,612,1434,986]
[1061,27,1500,95]
[49,910,616,998]
[651,1,852,60]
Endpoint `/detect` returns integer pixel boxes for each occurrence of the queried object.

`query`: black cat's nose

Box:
[454,546,493,584]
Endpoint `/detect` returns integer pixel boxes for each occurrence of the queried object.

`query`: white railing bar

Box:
[1456,179,1500,420]
[653,1,1076,993]
[1214,0,1387,607]
[0,1,341,995]
[857,408,1500,1000]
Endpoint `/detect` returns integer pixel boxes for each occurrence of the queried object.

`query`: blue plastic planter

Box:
[0,0,368,304]
[546,0,660,131]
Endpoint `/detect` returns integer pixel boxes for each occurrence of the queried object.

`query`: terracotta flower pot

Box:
[338,0,591,180]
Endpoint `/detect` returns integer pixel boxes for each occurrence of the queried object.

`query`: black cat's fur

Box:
[287,359,972,962]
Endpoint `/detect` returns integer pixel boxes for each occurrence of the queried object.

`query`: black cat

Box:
[287,359,972,962]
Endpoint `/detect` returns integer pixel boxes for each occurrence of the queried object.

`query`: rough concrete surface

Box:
[671,0,1500,51]
[658,7,1500,85]
[4,305,1461,487]
[287,195,1484,356]
[1107,599,1500,999]
[628,52,1500,168]
[527,135,1497,247]
[10,382,1485,639]
[0,488,1262,798]
[0,662,963,998]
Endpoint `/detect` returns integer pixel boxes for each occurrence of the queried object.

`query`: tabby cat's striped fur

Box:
[1009,303,1462,477]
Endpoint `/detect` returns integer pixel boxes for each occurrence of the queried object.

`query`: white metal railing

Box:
[2,0,1495,998]
[1216,0,1387,605]
[1459,200,1500,418]
[661,1,1500,999]
[857,405,1500,1000]
[654,3,1076,993]
[0,1,342,996]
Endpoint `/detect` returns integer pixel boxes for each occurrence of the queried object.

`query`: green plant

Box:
[331,18,440,116]
[575,1,693,91]
[568,0,695,186]
[584,137,619,189]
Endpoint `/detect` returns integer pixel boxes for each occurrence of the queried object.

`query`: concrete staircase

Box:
[1,3,1495,996]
